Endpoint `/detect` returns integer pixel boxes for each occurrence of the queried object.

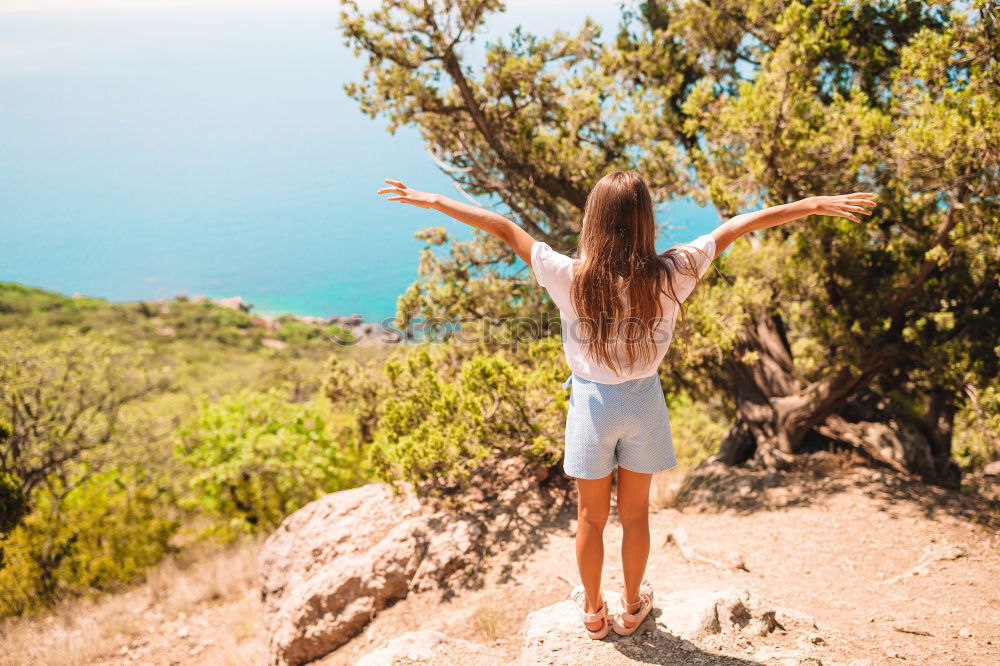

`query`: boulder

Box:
[655,589,726,639]
[355,630,500,666]
[214,296,250,311]
[519,590,620,665]
[656,588,777,640]
[259,483,486,666]
[260,484,425,665]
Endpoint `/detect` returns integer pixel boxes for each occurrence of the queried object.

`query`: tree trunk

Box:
[717,313,798,470]
[715,313,959,487]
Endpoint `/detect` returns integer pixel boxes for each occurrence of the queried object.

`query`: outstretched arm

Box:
[710,193,877,259]
[377,179,536,265]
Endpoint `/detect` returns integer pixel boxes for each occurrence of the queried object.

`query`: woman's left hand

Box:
[376,179,439,209]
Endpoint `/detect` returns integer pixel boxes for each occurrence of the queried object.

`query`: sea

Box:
[0,0,719,321]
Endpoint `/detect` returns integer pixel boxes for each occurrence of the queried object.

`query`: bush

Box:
[0,469,26,537]
[0,423,27,536]
[352,338,567,498]
[666,392,729,468]
[273,316,349,346]
[174,390,368,536]
[953,384,1000,471]
[0,467,178,616]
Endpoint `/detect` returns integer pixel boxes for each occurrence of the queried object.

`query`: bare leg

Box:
[574,473,612,631]
[616,466,652,628]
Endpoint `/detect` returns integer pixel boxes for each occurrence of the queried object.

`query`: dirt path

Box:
[9,465,996,665]
[328,467,999,666]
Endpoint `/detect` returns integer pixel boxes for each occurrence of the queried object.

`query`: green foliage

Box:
[0,333,177,615]
[0,469,26,536]
[0,287,352,616]
[953,384,1000,470]
[272,315,349,346]
[174,390,369,535]
[365,340,566,497]
[0,422,27,536]
[0,467,177,616]
[666,393,730,469]
[0,282,103,315]
[322,335,569,499]
[342,0,999,478]
[0,333,168,518]
[0,282,350,355]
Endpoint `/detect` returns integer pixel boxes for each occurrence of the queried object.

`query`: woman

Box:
[377,171,875,637]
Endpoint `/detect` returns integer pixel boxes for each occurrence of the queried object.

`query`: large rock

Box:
[355,630,502,665]
[655,588,777,640]
[259,483,485,666]
[519,589,621,666]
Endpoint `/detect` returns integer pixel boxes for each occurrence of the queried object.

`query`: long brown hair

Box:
[570,170,702,375]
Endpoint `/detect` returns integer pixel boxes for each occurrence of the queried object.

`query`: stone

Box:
[519,590,619,665]
[259,483,491,665]
[776,607,819,630]
[355,630,496,666]
[410,513,485,592]
[656,588,776,640]
[214,296,250,311]
[521,590,786,666]
[655,589,725,639]
[260,484,444,666]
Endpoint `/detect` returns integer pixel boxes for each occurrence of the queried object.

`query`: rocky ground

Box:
[323,463,998,666]
[4,461,998,666]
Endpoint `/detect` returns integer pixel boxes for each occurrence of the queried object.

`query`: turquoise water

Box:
[0,2,719,321]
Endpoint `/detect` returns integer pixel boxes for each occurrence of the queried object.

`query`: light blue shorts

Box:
[562,373,677,480]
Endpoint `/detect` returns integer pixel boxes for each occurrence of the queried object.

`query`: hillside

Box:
[0,283,381,618]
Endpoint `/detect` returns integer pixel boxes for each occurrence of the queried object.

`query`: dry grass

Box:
[145,537,260,616]
[471,591,507,642]
[0,537,261,666]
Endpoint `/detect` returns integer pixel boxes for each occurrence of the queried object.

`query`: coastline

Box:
[165,293,404,346]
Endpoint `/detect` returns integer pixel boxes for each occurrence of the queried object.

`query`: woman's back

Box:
[530,232,716,384]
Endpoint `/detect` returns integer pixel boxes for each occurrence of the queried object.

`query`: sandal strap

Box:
[573,589,607,623]
[619,592,650,619]
[579,600,606,623]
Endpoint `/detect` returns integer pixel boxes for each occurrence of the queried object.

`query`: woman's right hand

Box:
[376,179,439,209]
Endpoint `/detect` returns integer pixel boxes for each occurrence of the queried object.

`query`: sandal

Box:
[612,580,654,636]
[570,584,610,639]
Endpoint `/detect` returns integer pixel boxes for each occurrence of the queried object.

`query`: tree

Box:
[0,335,167,519]
[0,334,173,611]
[340,0,999,486]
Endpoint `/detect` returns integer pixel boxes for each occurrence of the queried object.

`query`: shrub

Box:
[357,338,567,498]
[174,390,368,536]
[666,392,729,468]
[0,467,178,617]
